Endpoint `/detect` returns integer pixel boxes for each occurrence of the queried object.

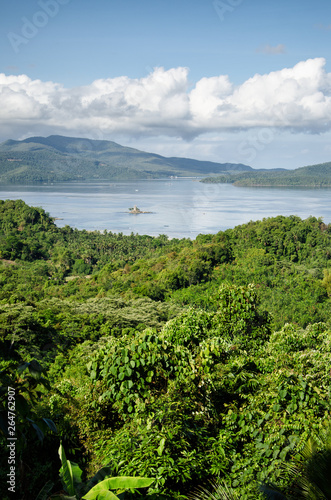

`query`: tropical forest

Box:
[1,198,331,500]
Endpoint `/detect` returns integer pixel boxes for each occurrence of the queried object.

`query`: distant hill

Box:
[201,161,331,187]
[0,135,252,183]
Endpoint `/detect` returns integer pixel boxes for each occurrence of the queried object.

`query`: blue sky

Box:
[1,0,331,169]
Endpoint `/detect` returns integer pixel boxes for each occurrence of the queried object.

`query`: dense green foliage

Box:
[202,162,331,187]
[0,135,250,183]
[0,199,331,499]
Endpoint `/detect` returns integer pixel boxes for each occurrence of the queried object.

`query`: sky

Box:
[1,0,331,169]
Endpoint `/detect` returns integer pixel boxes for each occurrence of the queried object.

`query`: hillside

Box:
[0,135,252,183]
[1,200,331,499]
[201,161,331,187]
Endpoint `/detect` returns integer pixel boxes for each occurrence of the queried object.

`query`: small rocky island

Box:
[128,205,152,214]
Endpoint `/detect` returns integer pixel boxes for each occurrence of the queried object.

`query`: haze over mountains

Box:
[0,135,252,183]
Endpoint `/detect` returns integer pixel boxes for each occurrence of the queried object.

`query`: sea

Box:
[1,179,331,239]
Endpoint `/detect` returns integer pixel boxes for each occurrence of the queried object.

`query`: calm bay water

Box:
[1,179,331,239]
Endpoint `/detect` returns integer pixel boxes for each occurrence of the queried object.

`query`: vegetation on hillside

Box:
[0,199,331,499]
[201,162,331,187]
[0,135,251,183]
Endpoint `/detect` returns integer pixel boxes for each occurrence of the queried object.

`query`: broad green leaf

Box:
[83,490,118,500]
[71,462,84,488]
[85,466,112,492]
[83,477,154,499]
[17,362,30,374]
[279,389,287,400]
[15,394,30,416]
[59,447,74,496]
[19,360,44,380]
[27,418,44,442]
[157,437,166,456]
[43,417,58,434]
[59,444,83,496]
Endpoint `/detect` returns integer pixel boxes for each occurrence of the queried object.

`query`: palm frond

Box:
[259,483,289,500]
[188,480,239,500]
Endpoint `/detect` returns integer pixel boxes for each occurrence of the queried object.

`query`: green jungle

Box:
[1,199,331,500]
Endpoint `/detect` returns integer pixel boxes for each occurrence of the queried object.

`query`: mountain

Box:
[201,161,331,187]
[0,135,252,183]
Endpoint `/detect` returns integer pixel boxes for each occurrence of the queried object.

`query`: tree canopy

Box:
[0,199,331,499]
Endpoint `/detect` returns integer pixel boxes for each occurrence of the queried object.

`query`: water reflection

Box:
[1,179,330,239]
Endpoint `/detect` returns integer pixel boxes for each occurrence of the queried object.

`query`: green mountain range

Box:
[0,135,252,183]
[201,161,331,187]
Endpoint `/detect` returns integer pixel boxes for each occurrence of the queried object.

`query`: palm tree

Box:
[260,425,331,500]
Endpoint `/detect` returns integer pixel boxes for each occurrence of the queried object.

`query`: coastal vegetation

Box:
[1,199,331,499]
[201,161,331,187]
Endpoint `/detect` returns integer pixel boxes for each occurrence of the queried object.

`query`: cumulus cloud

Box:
[1,58,331,141]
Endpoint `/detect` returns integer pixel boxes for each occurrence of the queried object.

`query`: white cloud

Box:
[1,58,331,141]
